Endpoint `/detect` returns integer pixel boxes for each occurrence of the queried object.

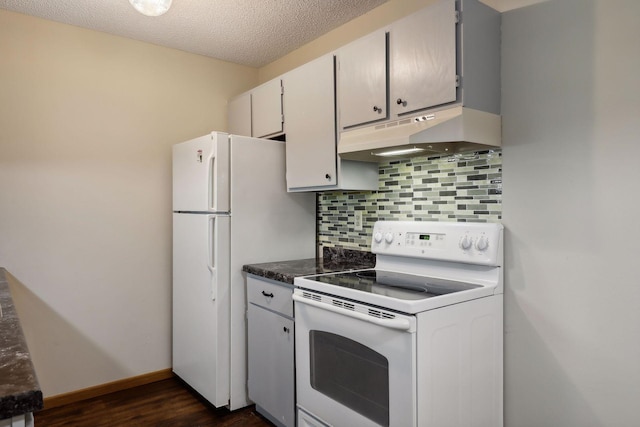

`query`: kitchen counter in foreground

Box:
[243,247,375,284]
[0,268,43,422]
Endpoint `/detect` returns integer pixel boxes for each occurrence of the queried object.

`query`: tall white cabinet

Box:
[282,55,337,189]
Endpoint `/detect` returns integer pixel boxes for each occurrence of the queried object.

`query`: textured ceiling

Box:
[0,0,388,68]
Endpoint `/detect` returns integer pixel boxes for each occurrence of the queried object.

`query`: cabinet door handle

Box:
[396,98,407,106]
[373,106,382,113]
[283,327,290,333]
[325,173,332,181]
[261,291,274,298]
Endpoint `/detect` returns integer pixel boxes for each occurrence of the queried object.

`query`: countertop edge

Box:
[0,268,44,419]
[242,247,376,285]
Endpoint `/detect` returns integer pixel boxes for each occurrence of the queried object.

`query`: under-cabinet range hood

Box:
[338,106,501,162]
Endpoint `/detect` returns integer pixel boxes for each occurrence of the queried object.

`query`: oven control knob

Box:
[373,232,383,243]
[475,235,489,251]
[384,232,394,244]
[459,235,473,250]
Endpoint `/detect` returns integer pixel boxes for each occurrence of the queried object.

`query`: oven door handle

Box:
[293,294,412,331]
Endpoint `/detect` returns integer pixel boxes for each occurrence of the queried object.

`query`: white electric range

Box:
[294,220,504,427]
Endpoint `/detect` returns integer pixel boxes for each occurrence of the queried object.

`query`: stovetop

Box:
[307,269,480,301]
[295,268,496,314]
[294,221,503,314]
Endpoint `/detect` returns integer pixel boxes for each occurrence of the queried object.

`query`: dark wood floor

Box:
[35,377,275,427]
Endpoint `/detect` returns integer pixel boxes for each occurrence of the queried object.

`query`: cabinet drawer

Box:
[247,276,293,317]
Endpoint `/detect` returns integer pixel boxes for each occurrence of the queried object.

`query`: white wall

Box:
[0,9,258,397]
[501,0,640,425]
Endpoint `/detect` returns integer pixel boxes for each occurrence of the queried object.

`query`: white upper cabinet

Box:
[390,0,457,117]
[227,79,283,139]
[283,55,337,189]
[251,78,284,138]
[227,0,500,186]
[337,31,388,129]
[336,0,500,132]
[227,92,252,137]
[283,55,378,192]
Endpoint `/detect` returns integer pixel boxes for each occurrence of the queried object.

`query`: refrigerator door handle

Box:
[208,215,217,300]
[208,153,216,211]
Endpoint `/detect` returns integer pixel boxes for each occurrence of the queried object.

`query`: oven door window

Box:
[309,331,389,427]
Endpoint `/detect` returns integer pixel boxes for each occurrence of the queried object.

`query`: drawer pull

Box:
[261,291,274,298]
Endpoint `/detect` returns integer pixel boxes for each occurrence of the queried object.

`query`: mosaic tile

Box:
[317,150,502,250]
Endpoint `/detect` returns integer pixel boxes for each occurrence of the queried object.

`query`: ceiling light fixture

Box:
[129,0,173,17]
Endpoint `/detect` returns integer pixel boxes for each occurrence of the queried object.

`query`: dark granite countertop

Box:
[0,268,43,419]
[243,247,375,284]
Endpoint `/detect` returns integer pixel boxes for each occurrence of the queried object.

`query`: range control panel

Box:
[371,221,503,266]
[402,232,446,249]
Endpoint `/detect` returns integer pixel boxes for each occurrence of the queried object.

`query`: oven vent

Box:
[298,291,399,322]
[332,299,355,311]
[367,309,396,320]
[301,291,321,302]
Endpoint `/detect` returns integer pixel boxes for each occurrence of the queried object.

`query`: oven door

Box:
[293,289,417,427]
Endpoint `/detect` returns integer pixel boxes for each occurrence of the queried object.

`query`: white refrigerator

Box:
[172,132,316,410]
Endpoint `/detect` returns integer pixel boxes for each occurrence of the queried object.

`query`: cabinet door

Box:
[337,30,387,129]
[283,55,337,190]
[248,304,295,427]
[390,0,457,117]
[252,79,283,138]
[227,92,251,137]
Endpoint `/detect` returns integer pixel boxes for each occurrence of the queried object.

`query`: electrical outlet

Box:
[354,210,363,231]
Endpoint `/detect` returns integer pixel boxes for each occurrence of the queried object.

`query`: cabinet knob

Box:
[283,327,290,333]
[325,173,332,181]
[373,106,382,113]
[396,98,407,106]
[261,291,274,298]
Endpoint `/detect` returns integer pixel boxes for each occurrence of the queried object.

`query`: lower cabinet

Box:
[0,413,34,427]
[247,275,295,427]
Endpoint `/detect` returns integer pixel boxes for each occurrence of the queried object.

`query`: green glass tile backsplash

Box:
[318,150,502,250]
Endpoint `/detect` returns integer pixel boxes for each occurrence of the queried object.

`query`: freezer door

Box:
[172,213,231,407]
[173,132,230,212]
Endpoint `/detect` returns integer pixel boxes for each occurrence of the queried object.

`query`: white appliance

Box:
[172,132,315,410]
[294,221,503,427]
